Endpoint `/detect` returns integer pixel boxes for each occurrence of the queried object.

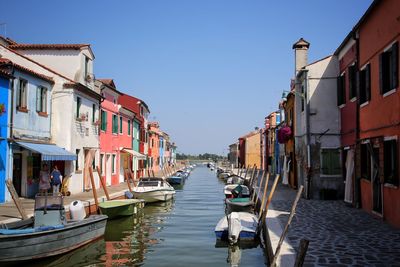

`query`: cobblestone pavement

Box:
[269,183,400,267]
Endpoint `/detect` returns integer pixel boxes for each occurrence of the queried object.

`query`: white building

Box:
[0,41,102,195]
[293,38,342,199]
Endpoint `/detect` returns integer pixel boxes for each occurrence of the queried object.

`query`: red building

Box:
[119,94,150,178]
[348,0,400,227]
[335,32,358,204]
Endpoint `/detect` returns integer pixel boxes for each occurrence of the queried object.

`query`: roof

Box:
[9,44,89,50]
[0,58,54,83]
[334,0,380,55]
[292,38,310,49]
[0,69,13,79]
[0,36,17,45]
[239,130,259,140]
[63,82,102,100]
[120,93,150,113]
[96,78,122,95]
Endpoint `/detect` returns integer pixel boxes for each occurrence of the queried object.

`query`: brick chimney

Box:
[293,38,310,76]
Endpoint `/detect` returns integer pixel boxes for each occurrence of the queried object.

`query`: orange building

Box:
[352,0,400,227]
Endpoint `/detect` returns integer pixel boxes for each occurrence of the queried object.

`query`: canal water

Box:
[25,165,266,267]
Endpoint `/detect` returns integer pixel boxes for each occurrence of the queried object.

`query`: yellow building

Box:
[245,130,261,168]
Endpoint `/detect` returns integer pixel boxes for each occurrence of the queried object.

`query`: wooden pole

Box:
[96,166,110,201]
[253,170,265,204]
[124,170,133,192]
[88,167,99,214]
[258,172,270,219]
[6,179,28,220]
[243,165,249,179]
[294,239,310,267]
[152,169,156,177]
[129,169,137,187]
[265,174,280,215]
[270,186,303,267]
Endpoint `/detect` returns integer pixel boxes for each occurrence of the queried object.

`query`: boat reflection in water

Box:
[100,200,175,266]
[215,240,260,267]
[15,200,175,267]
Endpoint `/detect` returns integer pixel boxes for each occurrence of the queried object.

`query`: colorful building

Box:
[0,70,11,203]
[148,122,160,173]
[293,38,341,200]
[353,0,400,227]
[118,94,149,179]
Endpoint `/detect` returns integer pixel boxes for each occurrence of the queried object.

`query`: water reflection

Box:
[215,240,260,267]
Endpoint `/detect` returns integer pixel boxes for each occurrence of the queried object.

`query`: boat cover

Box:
[0,224,64,235]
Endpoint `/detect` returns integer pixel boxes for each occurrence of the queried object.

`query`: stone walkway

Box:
[269,183,400,267]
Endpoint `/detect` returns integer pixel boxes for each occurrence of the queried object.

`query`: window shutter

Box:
[355,68,360,99]
[332,150,341,175]
[104,111,108,131]
[349,66,353,99]
[391,42,398,90]
[321,150,329,175]
[366,64,371,101]
[15,79,20,107]
[379,53,384,94]
[36,87,41,112]
[43,88,47,113]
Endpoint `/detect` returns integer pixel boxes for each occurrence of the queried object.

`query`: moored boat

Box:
[98,199,145,219]
[225,197,254,214]
[132,177,176,203]
[214,211,259,244]
[0,194,107,262]
[224,184,250,198]
[167,173,185,185]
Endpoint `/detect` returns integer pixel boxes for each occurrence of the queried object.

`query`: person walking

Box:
[50,165,62,194]
[39,163,51,194]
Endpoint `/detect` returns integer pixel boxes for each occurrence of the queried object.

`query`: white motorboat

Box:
[215,212,259,244]
[133,177,175,203]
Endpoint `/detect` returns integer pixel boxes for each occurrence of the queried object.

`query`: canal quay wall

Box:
[239,167,400,267]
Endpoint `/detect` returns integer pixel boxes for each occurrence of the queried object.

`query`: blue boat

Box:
[167,172,186,185]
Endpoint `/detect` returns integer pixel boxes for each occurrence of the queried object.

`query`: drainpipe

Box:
[354,31,361,208]
[304,69,311,199]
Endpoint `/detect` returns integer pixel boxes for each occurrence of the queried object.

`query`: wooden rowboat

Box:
[98,199,145,219]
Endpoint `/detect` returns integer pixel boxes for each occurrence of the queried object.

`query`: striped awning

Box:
[16,141,77,161]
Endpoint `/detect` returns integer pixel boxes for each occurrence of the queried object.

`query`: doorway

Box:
[13,154,22,196]
[371,147,382,214]
[106,154,111,186]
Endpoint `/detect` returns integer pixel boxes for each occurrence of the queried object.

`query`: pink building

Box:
[96,79,122,186]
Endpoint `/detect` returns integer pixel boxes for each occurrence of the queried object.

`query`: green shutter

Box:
[128,120,131,135]
[331,150,341,175]
[120,116,123,133]
[36,87,41,112]
[321,150,329,175]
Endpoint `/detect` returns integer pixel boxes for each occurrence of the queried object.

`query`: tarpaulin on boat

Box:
[16,141,77,161]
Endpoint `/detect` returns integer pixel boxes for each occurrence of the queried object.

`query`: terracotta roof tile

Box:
[0,58,54,83]
[0,36,17,45]
[9,44,90,50]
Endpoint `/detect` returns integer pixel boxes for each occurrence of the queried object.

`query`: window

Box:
[76,97,81,118]
[84,56,89,79]
[360,64,371,104]
[17,79,28,109]
[36,86,47,113]
[128,120,131,135]
[101,110,107,131]
[348,64,357,99]
[337,73,346,106]
[119,116,123,134]
[112,114,118,134]
[112,154,116,174]
[321,148,341,175]
[151,139,154,148]
[75,149,80,171]
[360,143,371,180]
[100,154,104,175]
[380,42,398,94]
[92,104,96,123]
[92,157,95,169]
[140,106,143,116]
[384,139,398,186]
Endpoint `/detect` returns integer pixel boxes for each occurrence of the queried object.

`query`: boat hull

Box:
[167,176,184,185]
[214,212,258,242]
[134,190,175,203]
[225,198,254,213]
[98,199,144,219]
[0,215,108,262]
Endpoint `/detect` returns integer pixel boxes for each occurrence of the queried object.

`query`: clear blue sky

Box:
[2,0,372,155]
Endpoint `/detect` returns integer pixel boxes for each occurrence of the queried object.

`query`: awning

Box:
[120,148,147,160]
[16,142,77,161]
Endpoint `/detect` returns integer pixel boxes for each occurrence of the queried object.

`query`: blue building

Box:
[0,70,11,203]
